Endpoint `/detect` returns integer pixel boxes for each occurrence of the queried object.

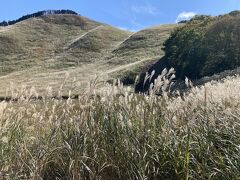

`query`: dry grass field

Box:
[0,70,239,179]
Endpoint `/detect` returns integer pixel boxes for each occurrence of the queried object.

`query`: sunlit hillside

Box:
[0,12,176,96]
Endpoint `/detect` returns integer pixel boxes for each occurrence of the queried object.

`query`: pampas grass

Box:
[0,70,240,179]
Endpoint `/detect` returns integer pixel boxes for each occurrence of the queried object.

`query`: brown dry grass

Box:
[0,70,239,179]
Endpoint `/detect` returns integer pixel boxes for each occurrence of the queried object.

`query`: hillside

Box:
[0,11,177,96]
[136,11,240,92]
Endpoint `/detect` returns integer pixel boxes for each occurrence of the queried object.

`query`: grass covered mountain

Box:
[1,10,239,96]
[136,11,240,92]
[0,10,177,96]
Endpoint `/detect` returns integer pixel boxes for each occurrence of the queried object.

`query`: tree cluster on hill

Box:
[164,11,240,79]
[0,10,78,26]
[136,11,240,92]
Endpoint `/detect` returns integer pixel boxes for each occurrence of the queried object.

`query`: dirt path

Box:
[64,25,104,49]
[111,31,136,51]
[106,57,158,74]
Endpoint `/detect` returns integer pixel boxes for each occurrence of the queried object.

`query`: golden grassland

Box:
[0,70,239,179]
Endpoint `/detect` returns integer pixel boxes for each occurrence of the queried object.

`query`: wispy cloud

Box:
[118,26,138,32]
[130,19,143,28]
[131,3,159,16]
[176,11,196,23]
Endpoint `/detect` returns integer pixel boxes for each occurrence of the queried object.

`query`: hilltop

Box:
[0,10,177,96]
[0,10,78,26]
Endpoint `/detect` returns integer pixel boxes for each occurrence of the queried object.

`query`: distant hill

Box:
[0,10,176,96]
[136,11,240,92]
[0,10,78,26]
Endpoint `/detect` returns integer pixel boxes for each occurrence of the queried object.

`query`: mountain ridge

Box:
[0,10,78,26]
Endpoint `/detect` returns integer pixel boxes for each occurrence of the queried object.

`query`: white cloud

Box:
[131,3,159,16]
[176,11,196,23]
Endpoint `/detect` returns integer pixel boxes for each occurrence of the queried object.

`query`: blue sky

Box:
[0,0,240,31]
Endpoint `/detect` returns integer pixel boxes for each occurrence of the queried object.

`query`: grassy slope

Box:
[108,24,177,64]
[105,24,178,84]
[0,14,102,74]
[0,14,176,96]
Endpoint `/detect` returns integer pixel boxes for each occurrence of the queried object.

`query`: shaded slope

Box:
[135,11,240,92]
